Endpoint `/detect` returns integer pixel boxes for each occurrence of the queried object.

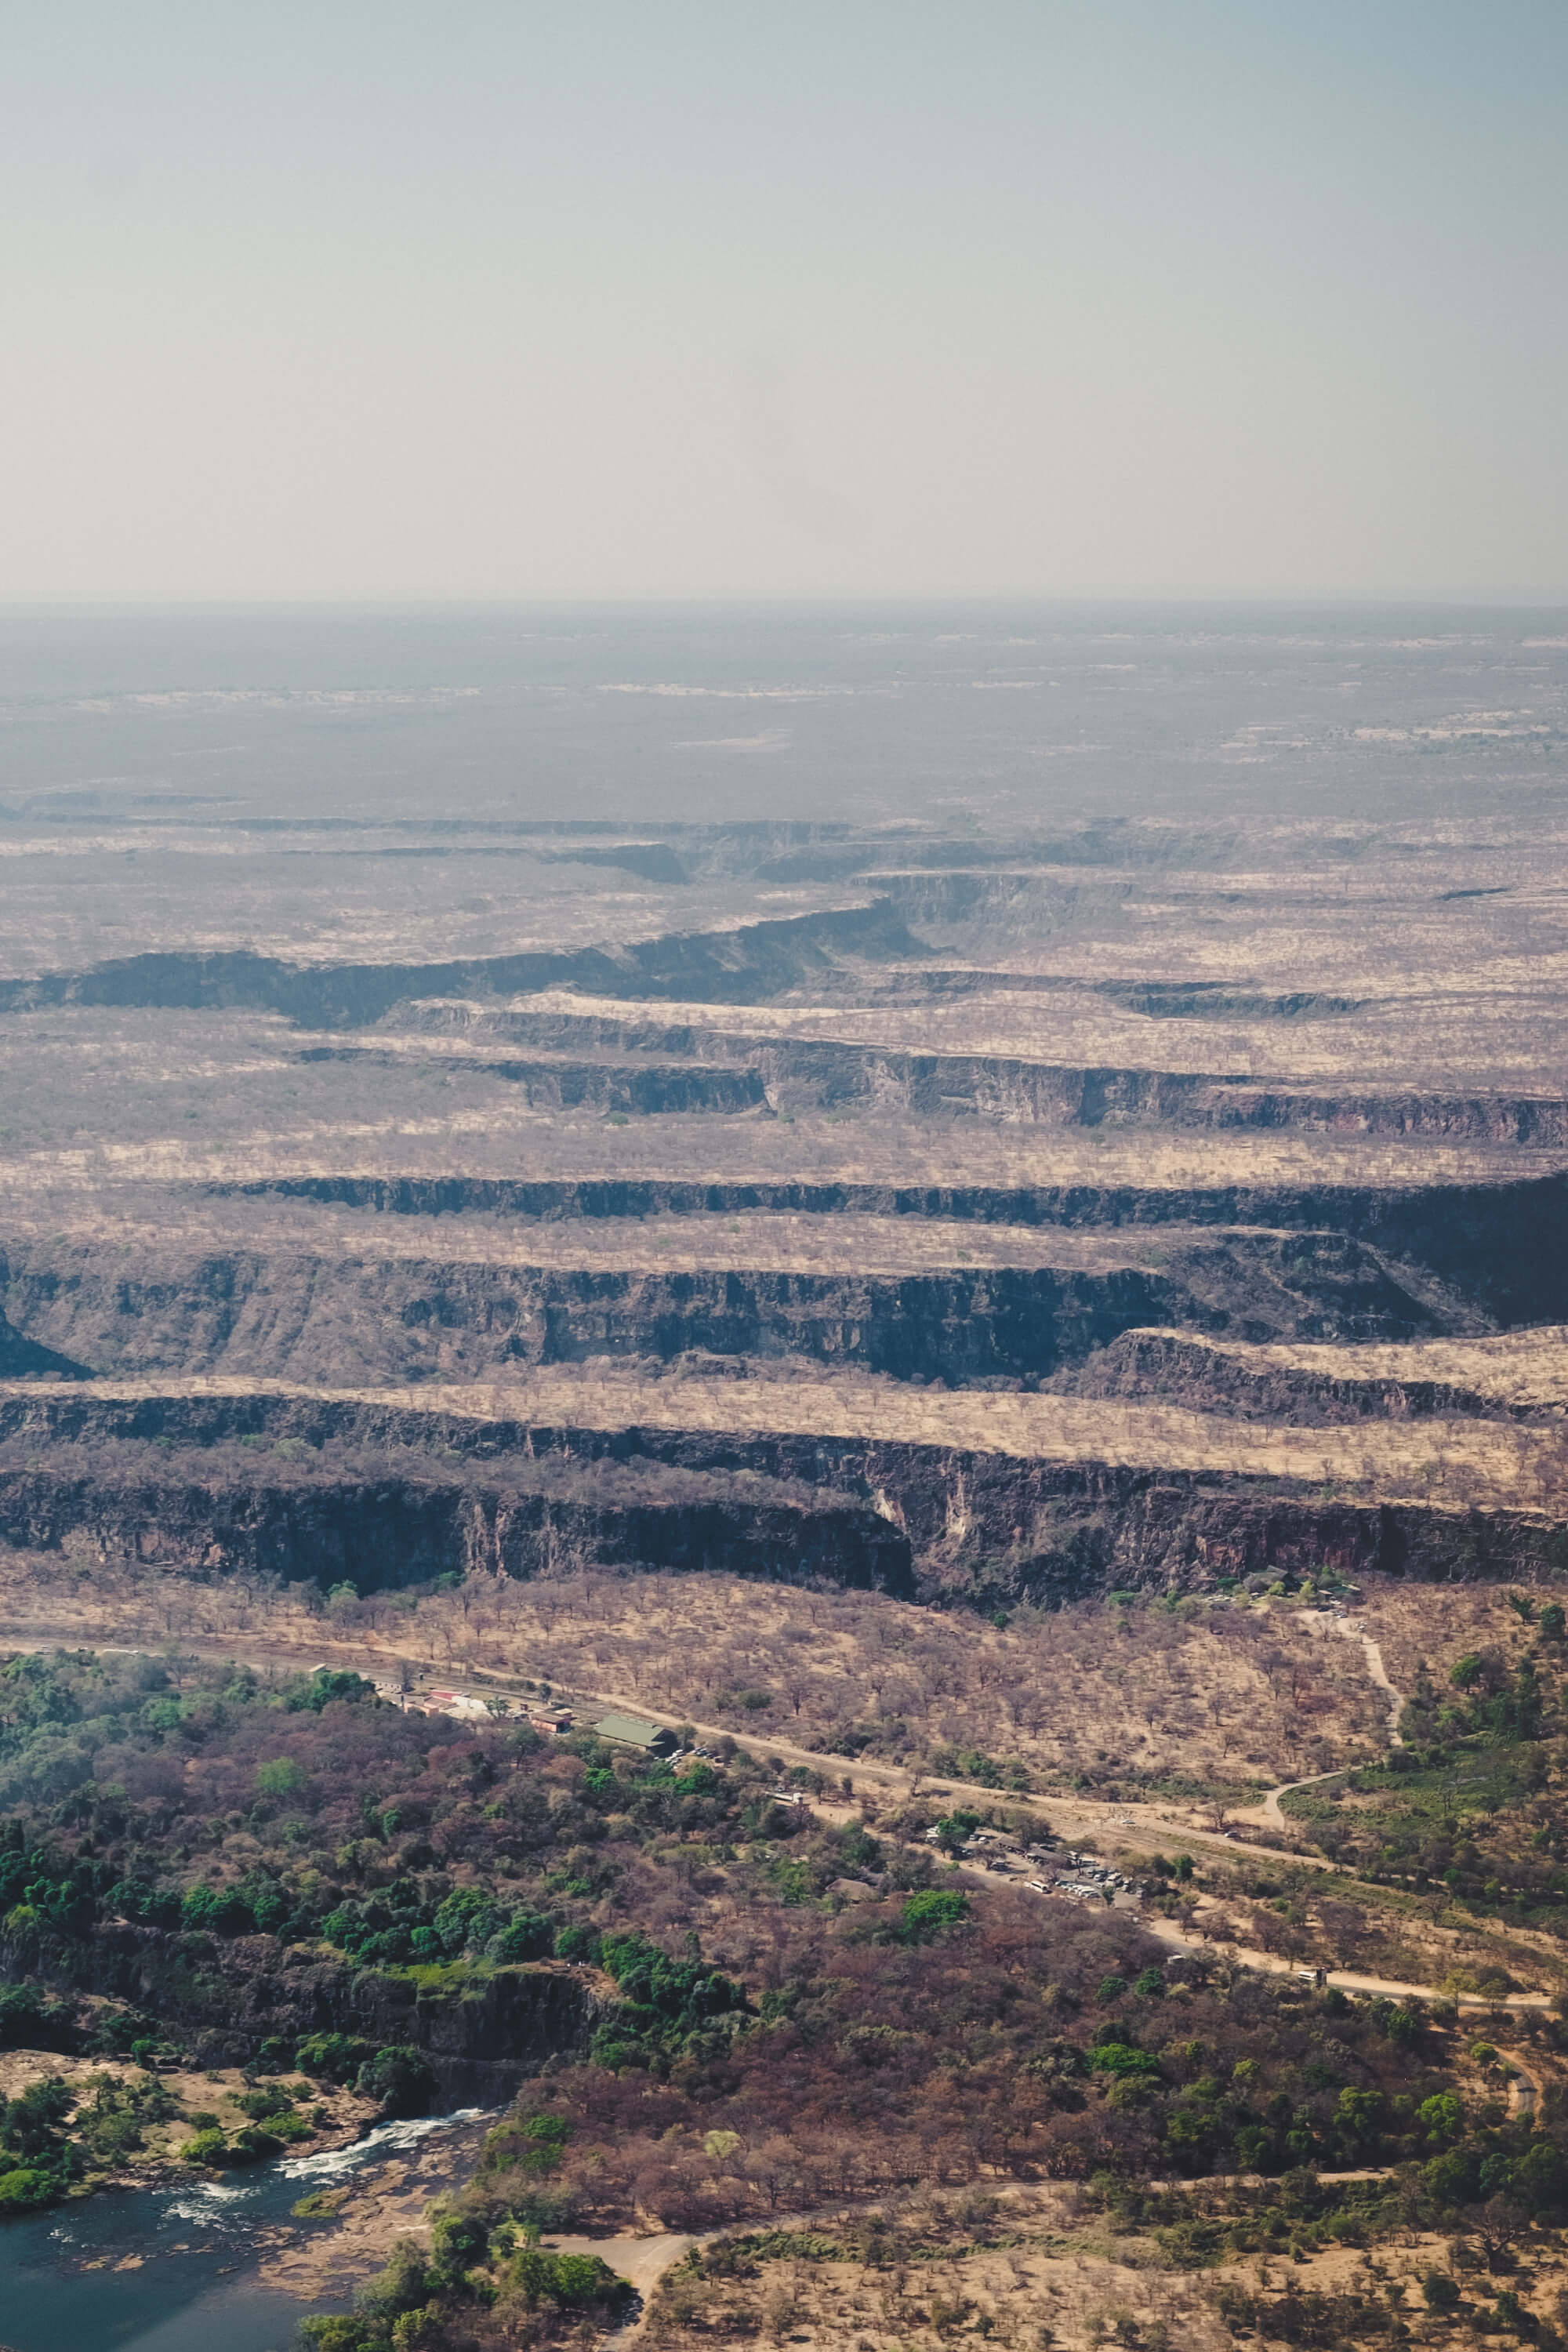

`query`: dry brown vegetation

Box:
[11,1366,1566,1512]
[1163,1327,1568,1413]
[499,922,1568,1088]
[0,1546,1386,1792]
[0,823,851,977]
[642,2192,1235,2352]
[1359,1577,1549,1697]
[0,1199,1190,1279]
[640,2195,1568,2352]
[4,1004,1559,1200]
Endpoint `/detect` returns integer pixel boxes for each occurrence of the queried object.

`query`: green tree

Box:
[898,1889,970,1944]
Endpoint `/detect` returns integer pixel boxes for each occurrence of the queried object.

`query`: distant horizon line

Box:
[2,590,1566,613]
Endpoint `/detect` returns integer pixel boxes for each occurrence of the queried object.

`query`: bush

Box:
[898,1889,970,1944]
[297,2032,376,2084]
[1089,2041,1161,2081]
[285,1669,377,1715]
[554,1922,600,1963]
[180,1885,255,1936]
[487,1911,555,1963]
[511,2248,631,2310]
[0,1994,46,2051]
[0,2165,56,2209]
[432,1886,502,1956]
[354,2046,435,2118]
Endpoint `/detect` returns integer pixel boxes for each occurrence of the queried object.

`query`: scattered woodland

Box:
[0,1634,1567,2349]
[0,1546,1390,1792]
[8,800,1568,2352]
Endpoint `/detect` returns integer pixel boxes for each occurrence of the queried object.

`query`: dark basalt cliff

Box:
[0,1918,597,2100]
[220,1167,1568,1330]
[0,898,917,1025]
[0,1395,1559,1605]
[0,1232,1438,1392]
[0,1444,916,1596]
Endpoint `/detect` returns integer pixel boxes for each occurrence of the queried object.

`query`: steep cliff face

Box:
[299,1044,768,1114]
[0,1393,1558,1605]
[0,1919,597,2098]
[1061,1329,1554,1425]
[0,1230,1439,1392]
[0,1439,916,1595]
[0,1308,89,1381]
[220,1168,1568,1330]
[0,898,916,1024]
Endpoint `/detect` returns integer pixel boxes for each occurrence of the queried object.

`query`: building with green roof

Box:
[592,1711,678,1755]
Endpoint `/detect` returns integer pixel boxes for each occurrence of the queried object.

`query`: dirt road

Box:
[2,1610,1556,2017]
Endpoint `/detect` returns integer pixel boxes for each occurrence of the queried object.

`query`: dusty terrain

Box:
[8,800,1568,2335]
[6,809,1568,1608]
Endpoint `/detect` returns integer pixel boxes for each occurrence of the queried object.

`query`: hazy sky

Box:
[5,2,1566,601]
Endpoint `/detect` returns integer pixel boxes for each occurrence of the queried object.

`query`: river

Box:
[0,2111,488,2352]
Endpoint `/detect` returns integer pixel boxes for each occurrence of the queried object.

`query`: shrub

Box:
[0,2165,56,2209]
[285,1670,377,1715]
[180,1885,255,1936]
[487,1911,555,1963]
[898,1889,970,1944]
[354,2046,435,2118]
[554,1922,600,1963]
[511,2248,630,2310]
[296,2032,376,2084]
[432,1886,502,1956]
[1089,2041,1161,2081]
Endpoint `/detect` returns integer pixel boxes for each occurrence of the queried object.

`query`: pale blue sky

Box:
[5,2,1566,598]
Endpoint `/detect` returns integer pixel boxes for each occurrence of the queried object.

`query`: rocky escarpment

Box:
[1064,1329,1568,1425]
[0,1918,597,2100]
[299,1044,768,1113]
[396,1000,1568,1138]
[0,1390,1560,1603]
[0,1307,90,1381]
[220,1167,1568,1330]
[5,808,1568,1622]
[0,1438,915,1595]
[0,898,918,1026]
[0,1231,1439,1390]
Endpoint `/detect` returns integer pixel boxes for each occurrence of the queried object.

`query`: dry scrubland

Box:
[0,829,854,976]
[491,946,1568,1092]
[642,2192,1237,2352]
[1359,1579,1553,1697]
[1136,1327,1568,1414]
[0,1200,1192,1278]
[9,1367,1566,1513]
[7,806,1568,2343]
[638,2194,1568,2352]
[0,1547,1387,1792]
[2,992,1559,1196]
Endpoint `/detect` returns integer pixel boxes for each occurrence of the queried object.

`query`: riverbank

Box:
[0,2107,491,2352]
[0,2045,383,2209]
